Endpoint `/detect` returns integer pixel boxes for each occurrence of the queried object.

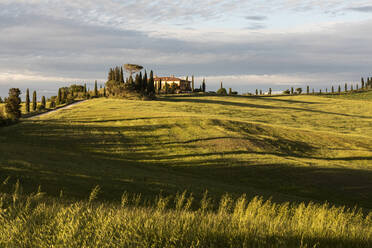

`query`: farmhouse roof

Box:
[154,76,189,82]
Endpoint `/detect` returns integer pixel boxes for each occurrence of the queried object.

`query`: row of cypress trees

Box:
[25,89,46,113]
[250,76,372,96]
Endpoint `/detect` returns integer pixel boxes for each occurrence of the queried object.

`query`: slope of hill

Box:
[0,93,372,208]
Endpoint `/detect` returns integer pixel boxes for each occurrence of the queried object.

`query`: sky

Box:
[1,0,372,98]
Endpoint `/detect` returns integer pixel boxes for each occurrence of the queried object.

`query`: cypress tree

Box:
[255,89,258,96]
[220,82,223,89]
[103,87,106,97]
[94,80,98,97]
[142,71,148,92]
[192,75,194,92]
[115,67,120,82]
[306,86,309,94]
[338,85,341,94]
[84,84,87,93]
[41,96,46,109]
[356,84,359,91]
[147,70,155,95]
[319,89,322,94]
[135,74,142,92]
[325,88,328,93]
[361,77,365,89]
[312,88,314,94]
[32,90,37,111]
[291,87,294,95]
[57,88,62,105]
[331,86,334,93]
[229,88,232,95]
[25,88,30,113]
[120,67,124,83]
[345,83,348,92]
[269,88,272,95]
[260,90,262,95]
[108,68,113,81]
[351,85,353,91]
[158,79,162,93]
[202,78,206,92]
[5,88,22,120]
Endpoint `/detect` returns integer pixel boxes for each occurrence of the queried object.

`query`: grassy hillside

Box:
[1,93,372,209]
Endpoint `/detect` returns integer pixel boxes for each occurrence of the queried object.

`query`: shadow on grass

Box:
[159,97,372,119]
[1,118,372,210]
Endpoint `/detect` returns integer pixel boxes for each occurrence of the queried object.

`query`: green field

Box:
[1,93,372,207]
[1,93,372,246]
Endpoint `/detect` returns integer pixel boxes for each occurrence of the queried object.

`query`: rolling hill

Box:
[1,93,371,208]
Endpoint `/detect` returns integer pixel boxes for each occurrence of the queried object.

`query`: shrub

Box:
[283,89,290,94]
[217,88,227,95]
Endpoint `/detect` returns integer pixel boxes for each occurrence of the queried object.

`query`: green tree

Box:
[124,64,143,77]
[331,86,334,93]
[32,90,37,111]
[269,88,272,95]
[306,86,309,94]
[338,85,341,94]
[361,77,365,89]
[57,88,62,105]
[147,70,155,95]
[94,80,98,97]
[351,85,353,91]
[229,88,232,95]
[5,88,22,120]
[345,83,348,92]
[217,87,227,95]
[255,89,258,96]
[291,87,294,95]
[202,78,206,92]
[192,75,195,92]
[41,96,46,109]
[103,87,106,97]
[142,71,148,92]
[25,88,30,113]
[0,97,3,103]
[296,88,302,94]
[120,67,124,83]
[158,79,162,94]
[135,74,141,92]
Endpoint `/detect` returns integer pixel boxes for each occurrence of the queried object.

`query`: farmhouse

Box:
[154,76,192,92]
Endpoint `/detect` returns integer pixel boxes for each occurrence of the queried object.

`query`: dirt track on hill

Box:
[28,100,86,119]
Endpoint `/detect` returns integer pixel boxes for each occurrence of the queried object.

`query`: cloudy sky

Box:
[1,0,372,97]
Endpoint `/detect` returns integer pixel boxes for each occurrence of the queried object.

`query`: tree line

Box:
[0,81,104,127]
[241,76,372,96]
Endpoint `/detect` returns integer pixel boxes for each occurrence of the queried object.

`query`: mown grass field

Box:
[1,92,372,246]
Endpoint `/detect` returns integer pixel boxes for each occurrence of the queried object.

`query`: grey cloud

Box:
[244,23,267,30]
[348,6,372,13]
[245,15,267,21]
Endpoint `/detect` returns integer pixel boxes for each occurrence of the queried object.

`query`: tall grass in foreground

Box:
[0,183,371,248]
